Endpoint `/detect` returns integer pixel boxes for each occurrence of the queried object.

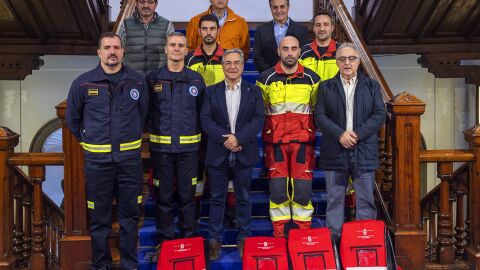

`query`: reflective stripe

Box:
[87,201,94,209]
[179,134,201,144]
[266,102,312,115]
[80,142,111,153]
[137,195,143,204]
[195,181,204,196]
[192,177,197,185]
[269,200,291,221]
[153,178,159,187]
[120,139,142,151]
[227,180,234,193]
[188,62,225,86]
[291,201,314,222]
[299,57,338,81]
[150,134,172,144]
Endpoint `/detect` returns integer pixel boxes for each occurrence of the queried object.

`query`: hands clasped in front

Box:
[339,131,358,149]
[222,134,242,152]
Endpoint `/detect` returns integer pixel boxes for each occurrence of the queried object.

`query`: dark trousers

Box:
[151,151,198,242]
[85,158,143,270]
[208,155,253,242]
[325,168,377,239]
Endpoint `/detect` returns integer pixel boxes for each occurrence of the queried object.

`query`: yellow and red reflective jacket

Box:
[299,39,339,81]
[256,62,320,144]
[186,45,225,87]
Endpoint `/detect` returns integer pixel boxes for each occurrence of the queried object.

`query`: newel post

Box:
[387,92,426,270]
[56,101,91,270]
[464,125,480,269]
[0,127,20,270]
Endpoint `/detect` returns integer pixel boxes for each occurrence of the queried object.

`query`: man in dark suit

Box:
[200,48,265,260]
[253,0,309,73]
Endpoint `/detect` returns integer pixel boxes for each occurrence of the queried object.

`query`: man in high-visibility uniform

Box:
[185,14,238,226]
[66,32,148,270]
[257,36,320,237]
[299,11,339,81]
[147,32,206,262]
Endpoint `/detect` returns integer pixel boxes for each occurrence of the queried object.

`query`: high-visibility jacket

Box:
[146,67,206,153]
[299,39,340,81]
[186,45,224,87]
[256,63,320,144]
[66,64,149,163]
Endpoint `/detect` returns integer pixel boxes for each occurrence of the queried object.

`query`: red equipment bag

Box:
[242,237,288,270]
[288,228,340,270]
[340,219,400,270]
[157,237,207,270]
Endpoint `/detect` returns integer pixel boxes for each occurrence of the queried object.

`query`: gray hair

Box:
[336,43,360,58]
[222,48,244,63]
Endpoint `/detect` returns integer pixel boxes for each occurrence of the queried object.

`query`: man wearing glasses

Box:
[314,43,386,243]
[118,0,174,76]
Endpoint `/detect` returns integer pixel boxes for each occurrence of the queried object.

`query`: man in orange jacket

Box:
[186,0,250,60]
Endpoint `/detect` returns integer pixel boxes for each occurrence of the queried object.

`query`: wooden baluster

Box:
[23,182,32,264]
[0,127,20,268]
[376,126,386,187]
[454,182,467,259]
[436,162,455,264]
[428,201,438,262]
[422,204,430,260]
[13,171,26,268]
[383,123,394,215]
[29,166,46,270]
[464,125,480,269]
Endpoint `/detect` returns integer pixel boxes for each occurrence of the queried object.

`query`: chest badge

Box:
[88,89,99,96]
[154,84,163,92]
[130,89,140,100]
[189,86,198,97]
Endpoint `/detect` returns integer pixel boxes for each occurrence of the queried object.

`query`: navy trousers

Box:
[85,158,143,270]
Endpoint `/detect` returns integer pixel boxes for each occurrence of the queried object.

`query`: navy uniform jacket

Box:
[66,64,149,163]
[146,67,206,153]
[314,71,386,171]
[200,80,265,167]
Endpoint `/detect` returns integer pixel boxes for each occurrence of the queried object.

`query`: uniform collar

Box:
[310,39,337,58]
[90,63,131,82]
[274,61,305,79]
[193,44,224,62]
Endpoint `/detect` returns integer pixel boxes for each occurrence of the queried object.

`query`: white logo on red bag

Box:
[356,229,375,240]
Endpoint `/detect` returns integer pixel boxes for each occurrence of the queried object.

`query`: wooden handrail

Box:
[8,153,64,166]
[419,150,475,163]
[113,0,136,34]
[328,0,394,101]
[420,162,469,204]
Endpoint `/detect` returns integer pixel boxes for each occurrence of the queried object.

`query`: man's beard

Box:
[281,57,297,68]
[203,37,215,45]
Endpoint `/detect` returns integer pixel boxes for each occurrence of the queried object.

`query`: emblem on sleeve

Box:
[189,86,198,97]
[130,89,140,100]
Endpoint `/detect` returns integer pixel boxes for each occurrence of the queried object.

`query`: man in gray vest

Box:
[118,0,175,76]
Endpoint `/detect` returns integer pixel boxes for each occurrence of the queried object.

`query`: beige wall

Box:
[373,54,476,193]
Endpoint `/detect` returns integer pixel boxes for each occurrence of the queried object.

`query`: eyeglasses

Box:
[337,56,359,63]
[138,0,155,4]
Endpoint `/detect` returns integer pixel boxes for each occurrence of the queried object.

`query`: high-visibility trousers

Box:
[265,143,315,237]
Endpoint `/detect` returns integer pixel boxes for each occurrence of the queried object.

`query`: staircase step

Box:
[241,71,259,84]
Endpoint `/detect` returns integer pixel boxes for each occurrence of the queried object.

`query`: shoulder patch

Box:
[130,89,140,100]
[189,85,199,96]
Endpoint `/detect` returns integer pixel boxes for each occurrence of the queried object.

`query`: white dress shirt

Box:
[341,75,357,131]
[225,80,242,134]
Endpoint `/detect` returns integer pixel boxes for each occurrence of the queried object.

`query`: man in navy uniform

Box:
[66,32,148,270]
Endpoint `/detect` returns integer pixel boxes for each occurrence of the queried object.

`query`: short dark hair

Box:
[199,14,219,29]
[312,10,334,25]
[98,32,122,48]
[269,0,289,7]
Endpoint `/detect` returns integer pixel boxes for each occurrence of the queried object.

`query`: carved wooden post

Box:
[56,101,91,270]
[0,127,19,270]
[436,162,455,264]
[29,166,46,270]
[454,182,467,259]
[464,125,480,269]
[13,171,26,268]
[387,92,425,270]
